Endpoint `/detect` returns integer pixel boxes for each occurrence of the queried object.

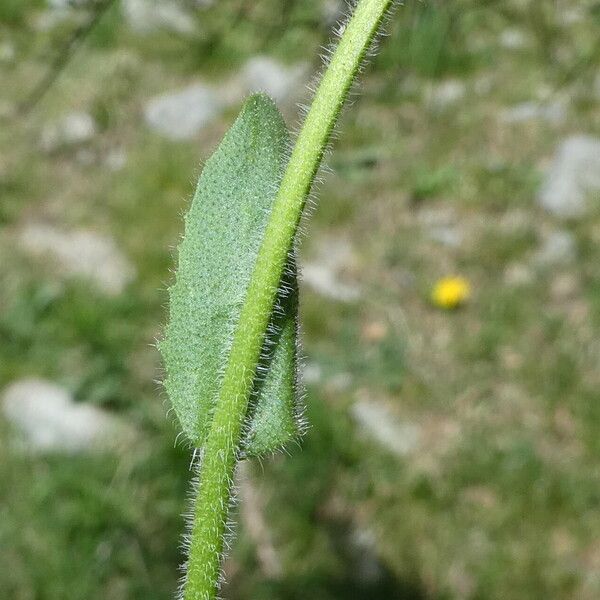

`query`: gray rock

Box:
[427,225,463,248]
[351,399,420,457]
[561,7,584,24]
[2,379,133,453]
[473,73,495,96]
[419,207,463,247]
[425,79,466,109]
[302,362,323,385]
[122,0,195,35]
[32,6,79,32]
[302,237,360,302]
[40,111,96,152]
[501,101,566,125]
[18,224,135,295]
[534,230,576,266]
[326,372,353,393]
[144,58,308,139]
[0,41,15,63]
[104,147,128,171]
[499,28,530,50]
[144,83,221,140]
[240,56,308,103]
[237,462,282,578]
[47,0,92,7]
[322,0,346,26]
[538,136,600,218]
[504,263,534,287]
[0,101,16,121]
[349,528,384,585]
[302,263,360,302]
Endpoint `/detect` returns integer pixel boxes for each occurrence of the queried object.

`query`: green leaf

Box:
[244,257,300,456]
[160,94,301,453]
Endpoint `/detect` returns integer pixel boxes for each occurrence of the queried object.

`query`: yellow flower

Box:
[431,276,471,309]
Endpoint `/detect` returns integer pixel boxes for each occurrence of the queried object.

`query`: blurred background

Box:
[1,1,600,599]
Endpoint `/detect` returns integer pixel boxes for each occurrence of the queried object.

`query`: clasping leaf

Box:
[160,94,302,455]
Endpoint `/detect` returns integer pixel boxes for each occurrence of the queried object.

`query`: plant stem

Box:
[184,1,393,598]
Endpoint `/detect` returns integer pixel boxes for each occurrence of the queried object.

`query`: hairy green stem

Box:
[184,1,393,598]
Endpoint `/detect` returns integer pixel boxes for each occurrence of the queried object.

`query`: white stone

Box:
[48,0,91,8]
[32,7,77,32]
[504,263,534,287]
[302,362,323,385]
[302,237,361,302]
[425,79,466,108]
[561,7,584,24]
[40,111,96,152]
[18,224,135,295]
[105,147,127,171]
[237,462,282,578]
[538,136,600,218]
[322,0,346,26]
[349,528,384,585]
[500,101,566,125]
[2,379,132,453]
[327,372,353,393]
[418,205,456,226]
[123,0,195,35]
[351,399,420,457]
[144,83,221,140]
[419,207,463,247]
[473,74,494,96]
[534,230,576,266]
[499,28,529,50]
[240,56,307,103]
[427,225,463,248]
[0,101,15,120]
[0,42,15,63]
[302,263,360,302]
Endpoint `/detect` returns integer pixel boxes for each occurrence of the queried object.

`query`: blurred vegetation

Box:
[1,1,600,599]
